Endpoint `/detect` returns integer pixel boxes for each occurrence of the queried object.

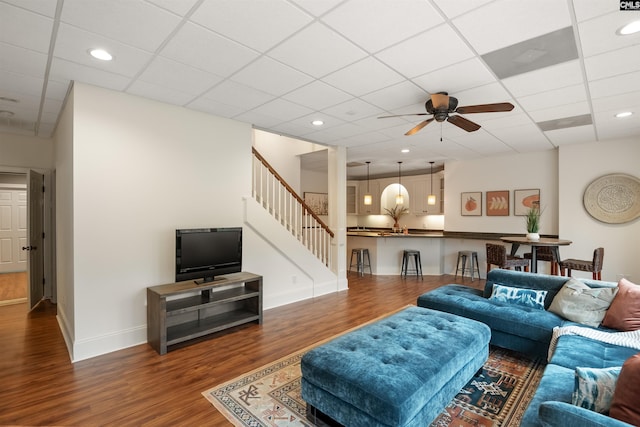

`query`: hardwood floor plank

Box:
[0,274,483,426]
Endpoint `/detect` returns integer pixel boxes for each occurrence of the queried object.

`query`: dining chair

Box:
[486,243,530,273]
[523,246,559,275]
[559,247,604,280]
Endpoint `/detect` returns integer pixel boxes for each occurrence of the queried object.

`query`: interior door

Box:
[27,170,45,309]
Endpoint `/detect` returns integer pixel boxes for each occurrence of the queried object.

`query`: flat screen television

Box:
[175,227,242,284]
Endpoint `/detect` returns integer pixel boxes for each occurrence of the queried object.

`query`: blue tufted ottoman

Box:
[301,306,491,427]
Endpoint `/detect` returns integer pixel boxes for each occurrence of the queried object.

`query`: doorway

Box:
[0,174,28,306]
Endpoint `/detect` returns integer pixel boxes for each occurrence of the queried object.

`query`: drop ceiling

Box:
[1,0,639,179]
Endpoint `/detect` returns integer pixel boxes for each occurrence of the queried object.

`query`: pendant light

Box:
[363,161,372,205]
[396,161,404,205]
[427,161,437,205]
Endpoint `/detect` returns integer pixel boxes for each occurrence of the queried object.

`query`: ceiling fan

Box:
[379,92,514,136]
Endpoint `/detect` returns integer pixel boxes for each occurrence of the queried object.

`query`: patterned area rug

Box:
[203,345,544,427]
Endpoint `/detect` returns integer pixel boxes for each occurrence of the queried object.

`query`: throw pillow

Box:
[602,278,640,331]
[610,353,640,425]
[572,366,621,414]
[548,278,618,327]
[489,284,547,310]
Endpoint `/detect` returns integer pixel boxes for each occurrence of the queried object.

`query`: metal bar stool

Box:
[455,250,480,281]
[401,249,422,278]
[349,248,372,276]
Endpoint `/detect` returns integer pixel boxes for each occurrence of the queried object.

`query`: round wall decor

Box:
[583,173,640,224]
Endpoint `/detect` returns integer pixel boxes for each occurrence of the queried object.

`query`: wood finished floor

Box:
[0,271,27,304]
[0,273,484,426]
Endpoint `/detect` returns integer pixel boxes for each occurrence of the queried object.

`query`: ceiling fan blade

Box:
[405,118,434,136]
[378,113,429,119]
[455,102,514,114]
[431,93,450,110]
[447,115,481,132]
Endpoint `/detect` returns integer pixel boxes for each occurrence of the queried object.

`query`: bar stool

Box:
[455,250,480,281]
[401,249,422,278]
[349,248,372,276]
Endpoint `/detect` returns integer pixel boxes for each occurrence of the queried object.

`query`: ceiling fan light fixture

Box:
[617,20,640,35]
[311,119,324,126]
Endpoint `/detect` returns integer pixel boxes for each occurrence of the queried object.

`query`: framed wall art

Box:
[486,190,509,216]
[304,192,328,215]
[514,189,540,215]
[461,192,482,216]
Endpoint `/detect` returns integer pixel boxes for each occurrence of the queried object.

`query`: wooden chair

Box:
[523,246,559,275]
[559,247,604,280]
[486,243,530,273]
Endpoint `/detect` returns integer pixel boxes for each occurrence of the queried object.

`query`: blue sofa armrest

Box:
[539,402,634,427]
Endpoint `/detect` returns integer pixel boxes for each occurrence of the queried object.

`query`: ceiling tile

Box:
[54,23,154,78]
[146,0,199,16]
[230,56,313,97]
[377,24,474,78]
[322,98,384,122]
[48,58,132,92]
[0,2,52,53]
[136,56,223,96]
[283,80,353,111]
[289,0,344,17]
[0,42,48,79]
[592,90,640,112]
[517,84,588,112]
[126,79,196,105]
[584,44,640,81]
[61,0,182,52]
[2,0,58,17]
[200,80,274,110]
[160,23,260,77]
[361,80,427,113]
[0,69,44,97]
[578,12,640,57]
[190,0,313,52]
[322,0,444,53]
[528,101,590,122]
[412,58,497,95]
[186,97,245,119]
[572,1,617,22]
[431,0,494,19]
[502,60,583,97]
[589,70,640,99]
[268,23,367,79]
[544,125,597,146]
[248,98,314,123]
[323,57,405,97]
[453,0,572,54]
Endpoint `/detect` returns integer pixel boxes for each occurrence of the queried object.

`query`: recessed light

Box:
[616,111,633,118]
[311,120,324,126]
[89,48,113,61]
[401,149,410,153]
[617,20,640,35]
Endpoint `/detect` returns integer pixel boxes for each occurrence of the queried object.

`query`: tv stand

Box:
[147,272,262,355]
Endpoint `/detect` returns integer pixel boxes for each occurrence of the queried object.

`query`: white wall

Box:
[0,132,54,170]
[60,83,338,362]
[444,149,558,234]
[558,138,640,282]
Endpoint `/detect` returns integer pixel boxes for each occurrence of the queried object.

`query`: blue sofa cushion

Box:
[418,284,563,344]
[549,335,639,370]
[538,401,635,427]
[572,366,621,414]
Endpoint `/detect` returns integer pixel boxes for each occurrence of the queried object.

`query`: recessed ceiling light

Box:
[311,120,324,126]
[401,149,410,153]
[615,111,633,118]
[89,48,113,61]
[617,20,640,35]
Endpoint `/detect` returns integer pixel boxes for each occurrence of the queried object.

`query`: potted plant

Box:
[384,205,409,232]
[525,207,540,241]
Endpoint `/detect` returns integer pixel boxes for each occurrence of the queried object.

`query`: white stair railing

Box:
[252,147,333,268]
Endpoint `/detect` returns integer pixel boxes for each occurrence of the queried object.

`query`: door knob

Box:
[22,245,36,251]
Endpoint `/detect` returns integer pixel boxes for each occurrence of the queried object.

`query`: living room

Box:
[1,0,640,425]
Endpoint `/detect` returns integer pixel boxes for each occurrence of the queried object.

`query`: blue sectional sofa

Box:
[417,269,637,427]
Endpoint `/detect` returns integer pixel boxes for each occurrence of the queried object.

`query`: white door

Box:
[27,170,45,309]
[0,186,27,273]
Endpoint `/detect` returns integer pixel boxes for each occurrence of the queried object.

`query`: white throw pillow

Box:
[549,278,618,327]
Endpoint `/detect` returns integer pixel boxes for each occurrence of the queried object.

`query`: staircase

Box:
[251,147,334,270]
